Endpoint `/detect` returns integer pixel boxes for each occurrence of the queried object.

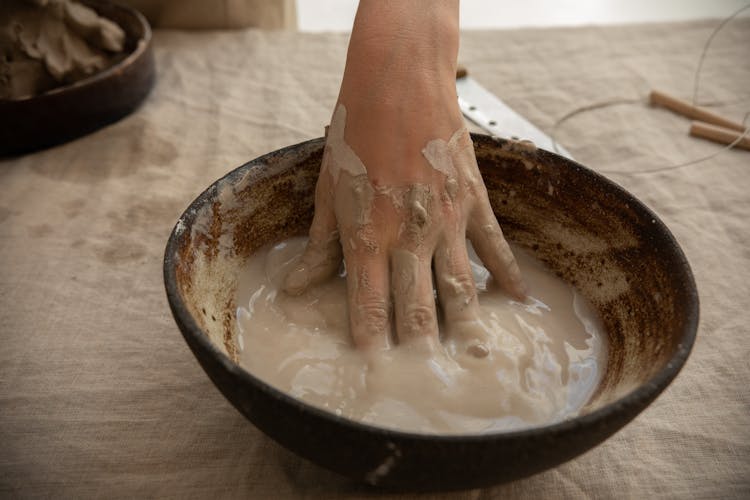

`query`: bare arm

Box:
[285,0,525,355]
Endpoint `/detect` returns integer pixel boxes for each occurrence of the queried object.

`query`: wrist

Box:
[345,0,460,83]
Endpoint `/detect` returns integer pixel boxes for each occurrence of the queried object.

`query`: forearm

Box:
[340,0,460,108]
[337,0,462,183]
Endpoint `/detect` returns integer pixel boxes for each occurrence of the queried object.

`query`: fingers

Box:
[467,203,527,301]
[344,250,392,350]
[434,232,491,358]
[447,128,525,300]
[283,157,342,295]
[390,249,439,350]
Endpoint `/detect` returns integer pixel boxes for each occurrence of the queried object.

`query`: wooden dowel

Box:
[650,90,747,132]
[690,121,750,151]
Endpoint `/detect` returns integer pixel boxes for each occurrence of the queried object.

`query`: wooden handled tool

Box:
[690,121,750,151]
[650,90,746,132]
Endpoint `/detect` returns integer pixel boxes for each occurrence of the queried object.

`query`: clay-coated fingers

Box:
[467,204,526,300]
[390,249,439,347]
[283,163,341,295]
[434,235,490,358]
[434,233,480,322]
[344,250,392,350]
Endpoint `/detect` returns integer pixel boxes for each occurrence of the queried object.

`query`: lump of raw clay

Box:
[0,0,126,99]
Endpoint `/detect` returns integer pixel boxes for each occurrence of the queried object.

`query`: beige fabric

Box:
[117,0,297,29]
[1,20,749,498]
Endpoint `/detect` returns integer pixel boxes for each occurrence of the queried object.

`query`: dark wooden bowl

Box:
[0,0,155,157]
[163,135,698,491]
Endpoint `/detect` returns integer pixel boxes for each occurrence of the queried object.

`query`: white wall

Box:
[296,0,750,32]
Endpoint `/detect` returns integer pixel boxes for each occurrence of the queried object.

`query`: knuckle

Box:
[444,177,459,201]
[355,226,380,254]
[352,298,391,348]
[401,305,435,335]
[356,300,389,330]
[482,223,503,239]
[443,272,477,306]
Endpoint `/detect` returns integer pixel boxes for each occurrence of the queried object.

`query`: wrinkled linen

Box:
[1,19,748,498]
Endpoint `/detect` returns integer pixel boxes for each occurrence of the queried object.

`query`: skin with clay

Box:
[284,0,526,356]
[0,0,125,99]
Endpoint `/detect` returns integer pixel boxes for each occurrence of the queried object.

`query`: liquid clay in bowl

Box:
[163,135,698,491]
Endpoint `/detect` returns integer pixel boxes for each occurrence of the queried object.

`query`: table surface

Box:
[1,19,749,499]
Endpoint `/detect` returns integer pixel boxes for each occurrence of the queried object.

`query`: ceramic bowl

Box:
[163,135,698,491]
[0,0,155,156]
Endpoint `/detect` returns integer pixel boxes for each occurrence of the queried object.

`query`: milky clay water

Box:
[235,237,607,435]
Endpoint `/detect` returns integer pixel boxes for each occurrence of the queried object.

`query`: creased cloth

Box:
[1,20,749,499]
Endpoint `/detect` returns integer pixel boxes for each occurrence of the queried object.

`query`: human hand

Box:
[283,0,525,355]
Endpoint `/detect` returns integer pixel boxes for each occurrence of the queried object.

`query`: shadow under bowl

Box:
[163,135,698,491]
[0,0,155,157]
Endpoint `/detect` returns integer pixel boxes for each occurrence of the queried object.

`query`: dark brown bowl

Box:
[163,135,698,491]
[0,0,155,157]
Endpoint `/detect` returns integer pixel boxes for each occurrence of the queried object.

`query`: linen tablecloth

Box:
[1,19,748,498]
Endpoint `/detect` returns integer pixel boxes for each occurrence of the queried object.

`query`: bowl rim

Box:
[0,0,152,104]
[163,134,699,443]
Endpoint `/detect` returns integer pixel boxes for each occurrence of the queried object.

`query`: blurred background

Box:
[297,0,750,31]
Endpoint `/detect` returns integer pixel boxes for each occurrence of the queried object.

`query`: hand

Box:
[283,0,525,355]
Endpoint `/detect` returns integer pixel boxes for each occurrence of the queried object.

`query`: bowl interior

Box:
[169,135,697,417]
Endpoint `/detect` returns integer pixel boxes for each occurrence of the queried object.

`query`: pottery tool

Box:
[690,121,750,151]
[648,89,749,151]
[547,3,750,175]
[455,66,574,159]
[649,90,746,132]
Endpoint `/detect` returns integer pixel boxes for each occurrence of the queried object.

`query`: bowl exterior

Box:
[164,136,698,491]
